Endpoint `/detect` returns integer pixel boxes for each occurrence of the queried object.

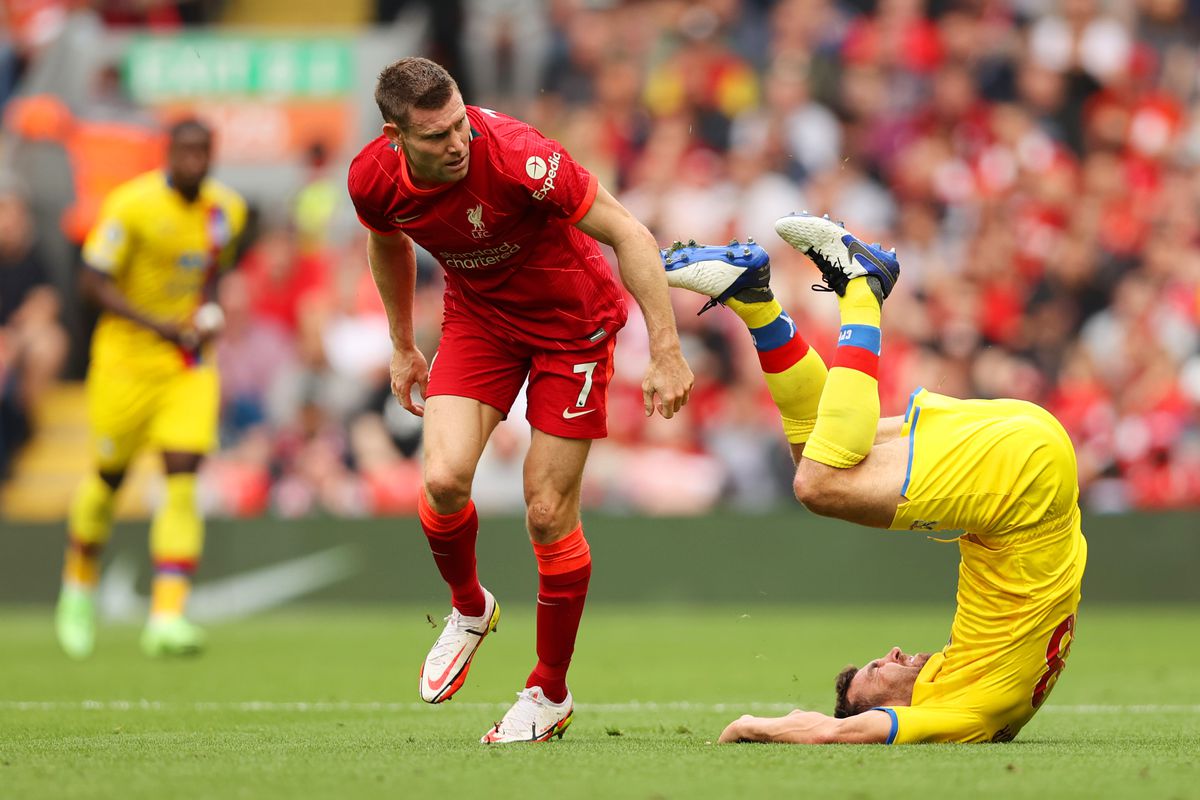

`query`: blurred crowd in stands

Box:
[3,0,1200,516]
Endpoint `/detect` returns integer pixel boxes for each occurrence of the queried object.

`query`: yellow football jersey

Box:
[880,390,1089,743]
[82,170,246,374]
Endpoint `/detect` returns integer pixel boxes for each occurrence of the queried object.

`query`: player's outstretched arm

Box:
[79,267,194,347]
[718,709,892,745]
[574,185,693,419]
[366,229,428,416]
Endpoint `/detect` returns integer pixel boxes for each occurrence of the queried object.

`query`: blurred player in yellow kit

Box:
[55,119,246,659]
[662,214,1086,744]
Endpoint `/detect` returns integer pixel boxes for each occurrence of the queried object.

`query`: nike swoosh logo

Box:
[844,239,895,291]
[96,546,362,623]
[562,408,596,419]
[425,644,468,692]
[392,214,421,224]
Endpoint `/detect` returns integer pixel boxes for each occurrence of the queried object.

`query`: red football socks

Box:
[417,492,486,617]
[526,525,591,704]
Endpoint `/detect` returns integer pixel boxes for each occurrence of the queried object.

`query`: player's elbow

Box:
[611,217,657,257]
[793,714,863,745]
[806,727,845,745]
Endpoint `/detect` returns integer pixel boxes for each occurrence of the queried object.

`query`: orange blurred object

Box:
[1,0,70,50]
[5,94,166,243]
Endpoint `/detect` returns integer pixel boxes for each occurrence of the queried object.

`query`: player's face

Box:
[848,647,931,708]
[167,129,213,198]
[391,92,471,186]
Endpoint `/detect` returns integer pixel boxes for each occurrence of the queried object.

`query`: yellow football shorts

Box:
[86,361,219,472]
[889,388,1079,537]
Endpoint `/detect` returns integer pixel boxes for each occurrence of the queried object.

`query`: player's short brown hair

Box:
[374,57,459,128]
[833,664,865,718]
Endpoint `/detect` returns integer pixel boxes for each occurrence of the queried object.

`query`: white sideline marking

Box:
[1,701,1198,714]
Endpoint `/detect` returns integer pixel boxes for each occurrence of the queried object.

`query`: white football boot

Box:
[419,588,500,703]
[773,213,900,300]
[480,686,574,744]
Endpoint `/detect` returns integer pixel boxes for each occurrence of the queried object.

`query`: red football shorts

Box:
[426,319,618,440]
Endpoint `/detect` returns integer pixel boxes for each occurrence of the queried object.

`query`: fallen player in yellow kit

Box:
[661,214,1086,744]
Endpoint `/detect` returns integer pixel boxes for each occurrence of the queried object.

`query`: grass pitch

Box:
[2,604,1198,799]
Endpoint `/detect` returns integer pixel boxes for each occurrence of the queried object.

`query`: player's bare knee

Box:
[792,469,812,508]
[422,467,472,510]
[163,452,203,475]
[525,496,570,542]
[793,460,836,513]
[787,455,825,506]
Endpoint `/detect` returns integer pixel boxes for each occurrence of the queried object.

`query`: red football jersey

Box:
[348,106,628,350]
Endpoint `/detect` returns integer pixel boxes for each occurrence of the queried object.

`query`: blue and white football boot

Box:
[773,213,900,303]
[661,238,773,314]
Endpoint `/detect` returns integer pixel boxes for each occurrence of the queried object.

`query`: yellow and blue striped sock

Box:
[726,297,827,444]
[805,279,882,468]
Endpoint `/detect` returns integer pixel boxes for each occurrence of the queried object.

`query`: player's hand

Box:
[390,345,429,417]
[718,715,758,743]
[642,347,693,419]
[190,302,225,347]
[152,320,200,350]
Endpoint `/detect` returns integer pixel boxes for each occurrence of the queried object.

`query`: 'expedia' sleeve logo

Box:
[527,152,562,201]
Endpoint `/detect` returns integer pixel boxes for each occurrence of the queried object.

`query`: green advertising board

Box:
[123,35,354,102]
[2,511,1197,611]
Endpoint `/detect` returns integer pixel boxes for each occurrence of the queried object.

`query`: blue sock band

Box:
[837,324,881,355]
[749,312,796,352]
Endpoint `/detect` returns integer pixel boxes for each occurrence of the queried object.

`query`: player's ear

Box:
[382,121,404,148]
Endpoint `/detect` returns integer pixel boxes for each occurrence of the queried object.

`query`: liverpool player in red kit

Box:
[348,57,693,743]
